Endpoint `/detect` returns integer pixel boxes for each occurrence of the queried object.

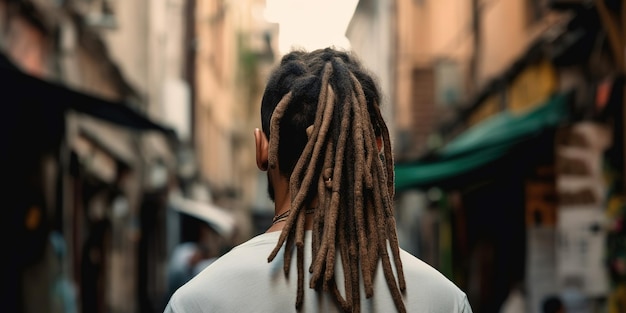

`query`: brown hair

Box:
[261,48,406,313]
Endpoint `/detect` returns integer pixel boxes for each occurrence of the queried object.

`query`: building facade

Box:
[0,1,187,312]
[394,1,626,313]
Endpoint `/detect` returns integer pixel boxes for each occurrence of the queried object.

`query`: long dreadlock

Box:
[261,48,406,313]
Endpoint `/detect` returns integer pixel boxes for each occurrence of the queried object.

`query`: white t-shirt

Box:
[165,231,472,313]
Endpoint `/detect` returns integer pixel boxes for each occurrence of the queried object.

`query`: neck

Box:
[266,172,290,233]
[266,177,316,233]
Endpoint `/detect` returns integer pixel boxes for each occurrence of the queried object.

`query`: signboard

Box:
[556,207,609,296]
[555,123,612,296]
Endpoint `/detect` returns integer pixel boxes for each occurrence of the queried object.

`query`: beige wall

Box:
[193,0,276,240]
[195,0,236,190]
[395,0,473,131]
[348,0,395,141]
[394,0,561,155]
[101,0,189,120]
[100,0,149,95]
[479,0,555,83]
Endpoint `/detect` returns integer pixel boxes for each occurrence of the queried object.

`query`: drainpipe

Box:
[469,0,481,94]
[184,0,197,146]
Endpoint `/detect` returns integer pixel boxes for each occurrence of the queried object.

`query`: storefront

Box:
[0,52,177,313]
[394,3,626,307]
[396,93,571,312]
[393,28,609,311]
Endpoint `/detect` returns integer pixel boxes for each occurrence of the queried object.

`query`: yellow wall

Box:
[467,60,558,126]
[468,94,500,127]
[507,60,558,114]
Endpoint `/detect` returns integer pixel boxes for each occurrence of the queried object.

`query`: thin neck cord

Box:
[272,208,316,224]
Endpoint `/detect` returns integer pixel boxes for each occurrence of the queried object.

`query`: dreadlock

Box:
[261,48,406,313]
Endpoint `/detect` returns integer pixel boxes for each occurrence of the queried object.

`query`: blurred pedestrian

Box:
[542,295,565,313]
[165,220,224,303]
[499,283,526,313]
[165,48,472,312]
[166,242,214,301]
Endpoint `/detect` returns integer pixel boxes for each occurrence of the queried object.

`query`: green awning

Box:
[394,93,570,191]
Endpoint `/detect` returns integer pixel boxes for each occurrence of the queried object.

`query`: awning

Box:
[169,193,236,238]
[75,113,138,166]
[0,53,176,137]
[394,93,571,191]
[0,52,177,171]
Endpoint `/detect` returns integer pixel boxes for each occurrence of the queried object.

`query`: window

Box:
[85,0,117,29]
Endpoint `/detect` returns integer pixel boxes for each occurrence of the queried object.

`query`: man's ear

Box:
[255,128,269,171]
[376,136,383,153]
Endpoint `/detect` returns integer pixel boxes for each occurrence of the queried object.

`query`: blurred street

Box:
[2,0,626,312]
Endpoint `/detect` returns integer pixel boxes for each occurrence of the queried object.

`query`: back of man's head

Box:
[260,48,407,313]
[261,48,384,176]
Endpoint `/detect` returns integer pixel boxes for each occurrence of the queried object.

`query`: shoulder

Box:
[399,249,457,289]
[398,249,472,312]
[164,233,283,312]
[187,232,279,283]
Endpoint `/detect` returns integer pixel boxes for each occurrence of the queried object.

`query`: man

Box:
[165,48,472,313]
